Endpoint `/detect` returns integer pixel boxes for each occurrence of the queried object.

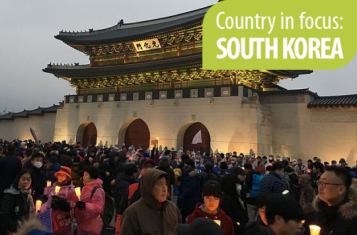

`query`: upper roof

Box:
[0,105,60,121]
[55,6,210,45]
[308,94,357,108]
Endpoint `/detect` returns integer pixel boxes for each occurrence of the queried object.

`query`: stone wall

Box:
[0,113,57,142]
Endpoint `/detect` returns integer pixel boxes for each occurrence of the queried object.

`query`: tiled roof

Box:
[55,6,209,45]
[0,105,59,121]
[308,94,357,108]
[260,88,318,96]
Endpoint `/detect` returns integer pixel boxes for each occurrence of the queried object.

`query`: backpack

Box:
[91,186,115,228]
[251,174,264,198]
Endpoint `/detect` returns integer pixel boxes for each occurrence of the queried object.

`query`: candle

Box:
[35,200,42,212]
[46,181,51,187]
[55,186,60,195]
[75,187,81,199]
[309,225,321,235]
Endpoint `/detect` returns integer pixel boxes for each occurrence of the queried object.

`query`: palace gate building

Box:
[0,6,356,163]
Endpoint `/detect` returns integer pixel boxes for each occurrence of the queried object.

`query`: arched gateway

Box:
[124,119,150,150]
[183,122,211,153]
[76,122,97,147]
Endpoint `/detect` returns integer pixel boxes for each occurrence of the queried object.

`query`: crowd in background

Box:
[0,138,356,235]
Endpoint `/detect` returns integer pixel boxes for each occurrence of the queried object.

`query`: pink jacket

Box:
[40,183,78,235]
[76,178,105,235]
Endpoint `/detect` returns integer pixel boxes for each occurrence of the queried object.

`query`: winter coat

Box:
[177,168,201,221]
[0,152,22,200]
[220,192,248,235]
[76,178,105,235]
[245,215,268,235]
[310,184,357,235]
[245,169,261,205]
[107,157,122,181]
[40,182,78,235]
[187,203,235,235]
[114,173,134,212]
[29,165,46,201]
[120,169,182,235]
[45,163,61,184]
[261,172,283,194]
[0,187,34,234]
[157,160,175,188]
[200,170,220,189]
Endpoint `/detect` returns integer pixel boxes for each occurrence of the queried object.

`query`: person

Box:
[0,144,22,202]
[311,162,324,190]
[44,156,61,184]
[120,169,182,235]
[177,217,224,235]
[0,170,34,235]
[40,166,78,235]
[219,162,228,178]
[261,163,285,194]
[299,174,316,233]
[187,180,235,235]
[311,166,357,234]
[177,158,201,223]
[294,158,305,175]
[220,174,248,235]
[114,164,138,214]
[76,166,105,235]
[244,163,262,222]
[200,161,220,190]
[245,193,270,235]
[28,152,46,201]
[261,194,303,235]
[157,157,175,198]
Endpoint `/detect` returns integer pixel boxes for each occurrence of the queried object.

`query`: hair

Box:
[312,162,325,173]
[307,159,313,163]
[221,174,239,199]
[30,152,44,161]
[284,166,294,173]
[7,144,16,152]
[244,163,252,170]
[219,162,228,170]
[331,160,337,164]
[272,162,285,171]
[181,154,189,163]
[281,160,289,166]
[202,180,222,198]
[184,158,195,168]
[164,150,171,156]
[204,161,214,172]
[83,166,99,179]
[124,164,138,176]
[12,169,33,189]
[325,166,352,190]
[266,166,273,172]
[256,193,272,208]
[265,194,303,225]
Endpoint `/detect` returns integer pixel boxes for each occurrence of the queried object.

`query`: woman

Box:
[76,166,105,235]
[40,166,77,235]
[187,180,235,235]
[0,169,35,235]
[220,174,248,235]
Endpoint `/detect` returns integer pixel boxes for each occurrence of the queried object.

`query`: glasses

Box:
[317,180,343,189]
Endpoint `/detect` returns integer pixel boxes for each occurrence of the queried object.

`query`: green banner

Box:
[203,0,357,70]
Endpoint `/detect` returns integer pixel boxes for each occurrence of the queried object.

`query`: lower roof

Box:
[0,105,59,120]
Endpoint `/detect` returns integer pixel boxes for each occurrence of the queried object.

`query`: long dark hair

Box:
[221,174,239,200]
[12,169,33,189]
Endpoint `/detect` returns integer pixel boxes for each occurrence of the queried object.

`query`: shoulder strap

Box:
[91,186,103,198]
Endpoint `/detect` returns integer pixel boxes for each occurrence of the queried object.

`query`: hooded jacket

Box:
[76,178,105,235]
[114,172,134,212]
[187,203,235,235]
[311,183,357,235]
[0,152,22,200]
[0,187,34,234]
[120,169,182,235]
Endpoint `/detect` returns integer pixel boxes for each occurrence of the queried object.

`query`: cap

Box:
[54,166,72,180]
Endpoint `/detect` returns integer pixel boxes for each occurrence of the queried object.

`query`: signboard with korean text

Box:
[133,38,161,52]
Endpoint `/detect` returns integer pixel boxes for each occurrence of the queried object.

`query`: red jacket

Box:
[187,203,235,235]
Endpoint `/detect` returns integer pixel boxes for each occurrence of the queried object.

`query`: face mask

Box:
[33,161,42,168]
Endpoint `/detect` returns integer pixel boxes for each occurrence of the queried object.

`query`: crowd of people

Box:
[0,138,356,235]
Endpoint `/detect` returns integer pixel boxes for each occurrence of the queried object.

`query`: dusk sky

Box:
[0,0,356,113]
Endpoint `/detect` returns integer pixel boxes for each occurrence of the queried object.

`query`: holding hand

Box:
[76,201,86,210]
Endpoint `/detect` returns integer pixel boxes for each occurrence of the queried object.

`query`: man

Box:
[294,158,305,175]
[262,194,303,235]
[261,163,285,194]
[338,158,348,168]
[244,163,262,221]
[254,156,265,174]
[120,169,182,234]
[312,166,357,234]
[311,162,324,190]
[0,144,22,202]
